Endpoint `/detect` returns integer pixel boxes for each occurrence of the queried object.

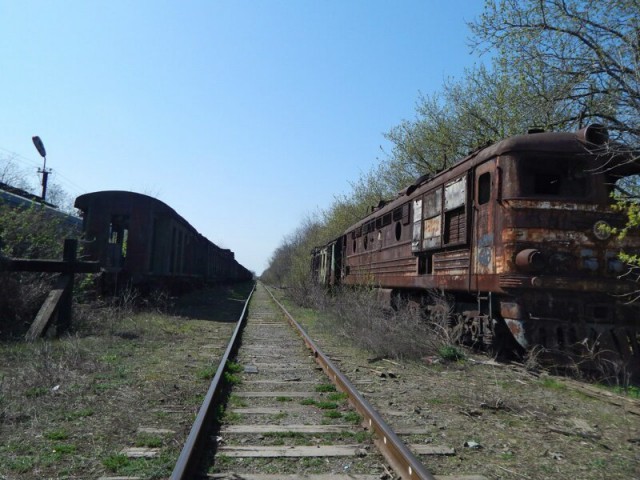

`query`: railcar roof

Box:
[75,189,203,237]
[75,190,239,254]
[75,189,171,209]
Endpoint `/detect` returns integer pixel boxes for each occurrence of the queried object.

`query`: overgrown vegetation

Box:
[286,282,464,362]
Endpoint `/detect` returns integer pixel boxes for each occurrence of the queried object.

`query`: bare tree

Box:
[0,155,34,191]
[470,0,640,144]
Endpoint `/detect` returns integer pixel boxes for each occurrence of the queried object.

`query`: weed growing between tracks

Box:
[0,282,253,479]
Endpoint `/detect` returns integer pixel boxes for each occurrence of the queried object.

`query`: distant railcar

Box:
[74,191,252,291]
[0,182,82,232]
[312,126,640,366]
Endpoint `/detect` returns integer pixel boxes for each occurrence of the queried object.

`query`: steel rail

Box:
[264,284,436,480]
[171,283,256,480]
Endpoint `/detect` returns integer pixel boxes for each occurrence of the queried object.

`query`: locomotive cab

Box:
[492,138,640,362]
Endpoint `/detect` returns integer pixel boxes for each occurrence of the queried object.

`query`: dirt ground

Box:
[1,281,638,479]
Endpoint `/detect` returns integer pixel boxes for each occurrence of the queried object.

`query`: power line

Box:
[0,146,41,168]
[0,145,87,198]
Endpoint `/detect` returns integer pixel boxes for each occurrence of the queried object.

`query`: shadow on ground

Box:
[171,281,254,322]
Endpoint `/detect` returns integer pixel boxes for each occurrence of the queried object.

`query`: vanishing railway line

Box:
[171,283,488,480]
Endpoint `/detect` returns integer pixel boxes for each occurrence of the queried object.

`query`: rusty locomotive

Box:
[75,191,252,292]
[312,126,640,364]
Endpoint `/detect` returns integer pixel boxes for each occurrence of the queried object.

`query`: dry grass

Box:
[298,283,463,361]
[297,282,638,387]
[533,341,637,389]
[0,282,253,479]
[0,272,56,337]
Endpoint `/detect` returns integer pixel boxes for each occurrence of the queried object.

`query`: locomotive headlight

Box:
[593,220,611,240]
[515,249,544,272]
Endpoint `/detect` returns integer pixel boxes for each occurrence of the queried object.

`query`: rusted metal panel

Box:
[504,318,528,348]
[432,250,469,276]
[422,216,441,249]
[423,188,441,217]
[444,176,466,211]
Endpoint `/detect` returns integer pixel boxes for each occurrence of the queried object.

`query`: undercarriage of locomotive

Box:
[419,288,640,381]
[426,292,523,357]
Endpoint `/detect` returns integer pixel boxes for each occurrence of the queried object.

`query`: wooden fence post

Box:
[57,238,78,334]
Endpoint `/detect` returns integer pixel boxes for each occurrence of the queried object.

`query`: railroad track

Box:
[171,283,488,480]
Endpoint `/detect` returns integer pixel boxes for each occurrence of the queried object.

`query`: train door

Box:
[107,214,129,269]
[473,160,497,286]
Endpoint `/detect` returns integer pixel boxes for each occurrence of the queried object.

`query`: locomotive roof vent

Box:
[527,127,545,134]
[577,123,609,145]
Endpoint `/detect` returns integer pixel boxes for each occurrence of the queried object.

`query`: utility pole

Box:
[32,135,51,201]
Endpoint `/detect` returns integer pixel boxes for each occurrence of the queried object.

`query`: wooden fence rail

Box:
[1,238,100,340]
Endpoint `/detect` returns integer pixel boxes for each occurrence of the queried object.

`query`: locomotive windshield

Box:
[507,156,592,200]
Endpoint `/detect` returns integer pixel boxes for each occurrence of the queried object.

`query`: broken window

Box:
[411,175,468,252]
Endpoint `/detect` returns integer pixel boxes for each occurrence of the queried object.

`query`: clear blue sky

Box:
[0,1,486,274]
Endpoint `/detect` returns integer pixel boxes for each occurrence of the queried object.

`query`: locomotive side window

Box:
[393,204,410,243]
[395,222,402,241]
[393,206,403,221]
[478,172,491,205]
[393,203,410,225]
[411,175,469,252]
[445,176,466,210]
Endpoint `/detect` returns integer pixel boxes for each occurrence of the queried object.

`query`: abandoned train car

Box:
[312,125,640,364]
[75,191,252,291]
